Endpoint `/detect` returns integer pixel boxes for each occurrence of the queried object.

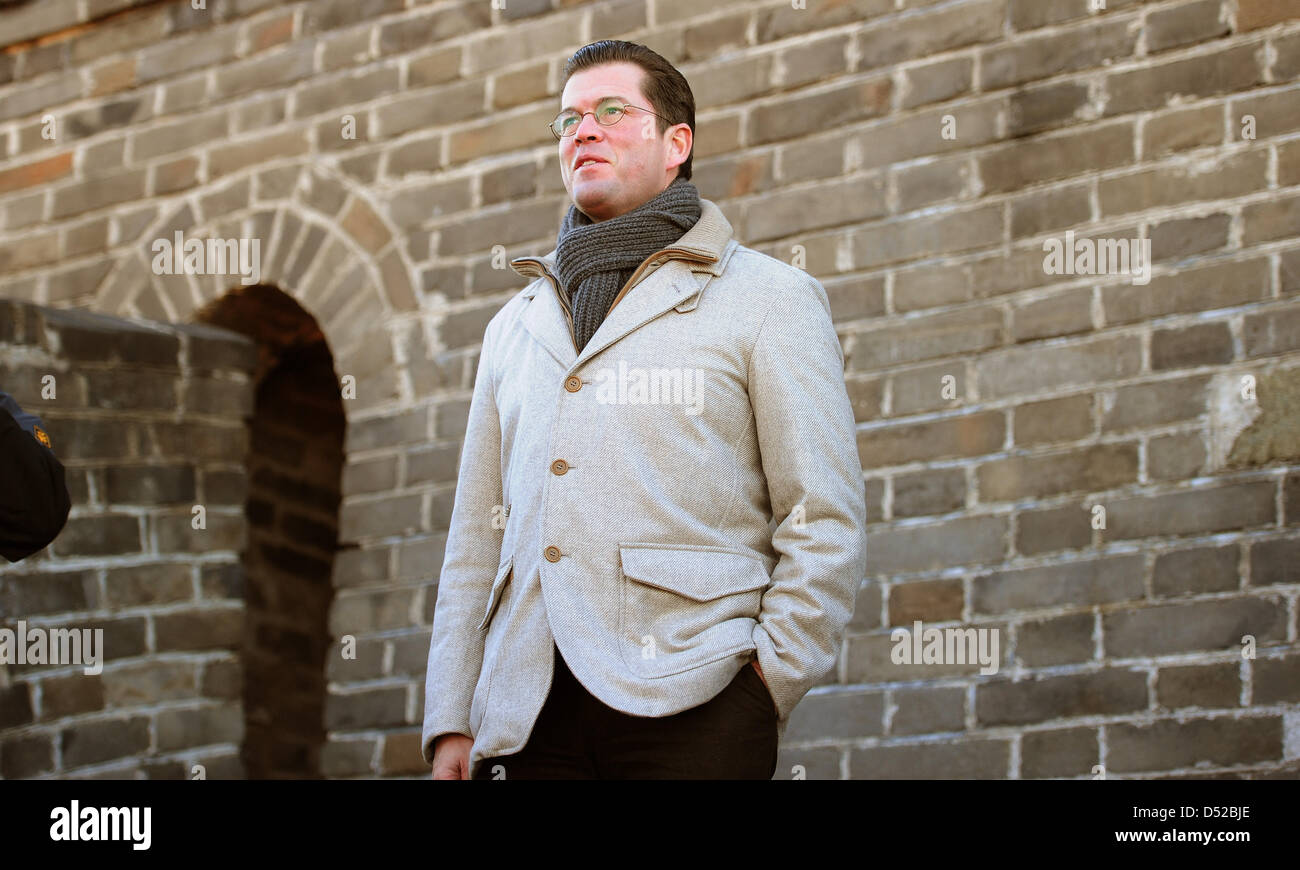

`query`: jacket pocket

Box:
[618,543,770,678]
[477,554,514,632]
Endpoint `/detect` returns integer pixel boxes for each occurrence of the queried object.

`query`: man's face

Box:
[557,62,691,222]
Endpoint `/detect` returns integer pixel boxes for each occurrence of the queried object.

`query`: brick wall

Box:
[0,0,1297,778]
[0,298,255,778]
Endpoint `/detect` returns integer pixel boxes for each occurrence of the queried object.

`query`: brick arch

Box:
[74,165,435,777]
[84,162,418,406]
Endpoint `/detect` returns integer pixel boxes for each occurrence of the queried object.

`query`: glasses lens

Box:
[596,98,625,125]
[554,112,579,137]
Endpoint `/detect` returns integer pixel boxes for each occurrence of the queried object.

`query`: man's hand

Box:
[750,659,778,715]
[430,733,473,780]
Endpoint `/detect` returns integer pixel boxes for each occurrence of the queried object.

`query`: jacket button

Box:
[544,545,562,562]
[550,459,569,475]
[564,376,581,392]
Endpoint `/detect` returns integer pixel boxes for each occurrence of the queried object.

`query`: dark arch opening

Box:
[195,285,344,779]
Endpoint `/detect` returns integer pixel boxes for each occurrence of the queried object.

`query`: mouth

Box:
[574,157,608,172]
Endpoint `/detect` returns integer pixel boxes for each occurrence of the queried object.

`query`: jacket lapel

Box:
[515,271,578,370]
[510,198,737,373]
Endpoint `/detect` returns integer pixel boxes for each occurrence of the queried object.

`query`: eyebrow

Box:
[560,95,628,112]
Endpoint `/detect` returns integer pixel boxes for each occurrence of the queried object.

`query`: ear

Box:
[665,123,692,173]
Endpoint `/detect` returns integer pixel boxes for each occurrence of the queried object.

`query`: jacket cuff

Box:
[422,721,472,766]
[751,626,798,724]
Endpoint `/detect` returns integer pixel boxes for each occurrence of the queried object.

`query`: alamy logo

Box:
[0,621,104,675]
[592,362,705,416]
[50,801,151,850]
[1042,230,1151,286]
[890,620,1000,675]
[151,231,261,286]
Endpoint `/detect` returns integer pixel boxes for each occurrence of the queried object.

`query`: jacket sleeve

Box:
[0,392,72,563]
[746,274,868,724]
[420,317,507,765]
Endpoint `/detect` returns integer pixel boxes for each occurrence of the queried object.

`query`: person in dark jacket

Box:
[1,390,71,562]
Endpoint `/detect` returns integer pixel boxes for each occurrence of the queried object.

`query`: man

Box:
[423,40,867,779]
[1,390,71,562]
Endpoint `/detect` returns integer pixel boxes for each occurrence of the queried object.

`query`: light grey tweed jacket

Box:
[421,197,868,778]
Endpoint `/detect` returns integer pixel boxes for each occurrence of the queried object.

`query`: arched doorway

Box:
[196,284,345,779]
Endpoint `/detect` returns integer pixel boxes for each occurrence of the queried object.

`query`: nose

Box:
[572,110,604,142]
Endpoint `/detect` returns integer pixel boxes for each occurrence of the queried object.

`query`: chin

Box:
[575,186,613,212]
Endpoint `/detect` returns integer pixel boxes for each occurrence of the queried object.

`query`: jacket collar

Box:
[507,197,738,373]
[510,197,735,290]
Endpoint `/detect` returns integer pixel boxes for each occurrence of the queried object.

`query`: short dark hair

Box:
[561,40,695,182]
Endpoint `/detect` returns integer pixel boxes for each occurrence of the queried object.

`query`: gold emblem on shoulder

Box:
[33,425,51,448]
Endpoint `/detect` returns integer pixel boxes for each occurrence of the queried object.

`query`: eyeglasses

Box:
[549,97,672,139]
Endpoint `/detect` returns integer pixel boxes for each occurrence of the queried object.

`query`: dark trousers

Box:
[473,643,779,779]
